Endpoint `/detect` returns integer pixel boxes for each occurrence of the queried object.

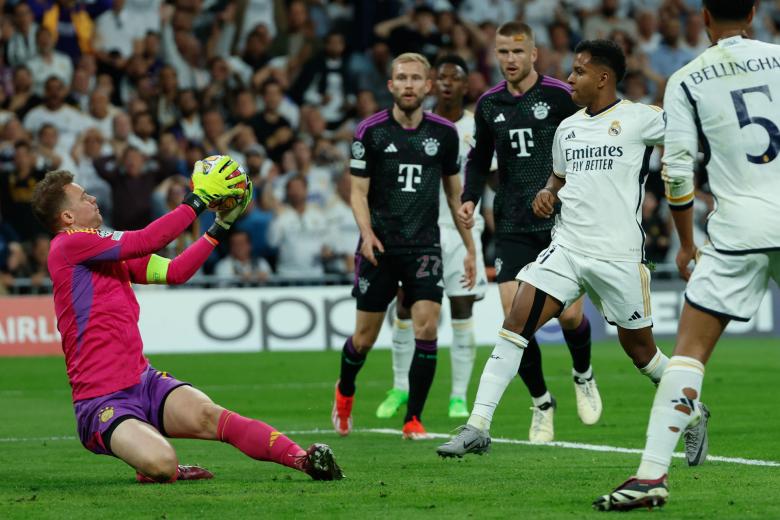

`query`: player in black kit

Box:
[332,52,476,440]
[458,22,601,442]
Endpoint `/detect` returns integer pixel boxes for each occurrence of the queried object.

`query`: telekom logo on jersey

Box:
[509,129,534,157]
[398,164,422,192]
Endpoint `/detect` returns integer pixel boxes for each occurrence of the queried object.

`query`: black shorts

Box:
[352,250,444,312]
[494,231,553,284]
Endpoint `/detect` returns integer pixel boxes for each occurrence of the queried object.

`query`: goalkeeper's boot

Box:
[683,402,710,466]
[136,464,214,483]
[529,396,556,443]
[402,416,428,440]
[573,371,602,425]
[593,475,669,511]
[298,443,345,481]
[448,396,470,418]
[436,424,491,457]
[375,388,408,419]
[332,382,353,437]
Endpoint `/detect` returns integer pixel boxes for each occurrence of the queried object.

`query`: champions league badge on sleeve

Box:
[352,141,365,159]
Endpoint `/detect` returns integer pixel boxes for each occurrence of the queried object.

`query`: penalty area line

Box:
[287,428,780,468]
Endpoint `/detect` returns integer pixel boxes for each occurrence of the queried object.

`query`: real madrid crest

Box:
[532,102,550,120]
[608,120,622,136]
[423,137,440,156]
[352,141,365,159]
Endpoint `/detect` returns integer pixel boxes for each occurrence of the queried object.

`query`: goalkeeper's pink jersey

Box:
[48,205,200,402]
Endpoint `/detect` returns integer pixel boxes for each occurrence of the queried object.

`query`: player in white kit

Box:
[376,55,490,420]
[437,39,707,460]
[595,0,777,511]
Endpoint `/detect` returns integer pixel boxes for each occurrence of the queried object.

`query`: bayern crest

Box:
[532,102,550,120]
[423,137,439,156]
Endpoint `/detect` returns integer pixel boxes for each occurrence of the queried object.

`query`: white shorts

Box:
[440,225,488,299]
[517,243,653,329]
[685,243,780,322]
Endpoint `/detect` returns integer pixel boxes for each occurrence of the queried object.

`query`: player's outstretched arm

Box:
[62,157,247,266]
[444,174,476,289]
[532,174,565,219]
[350,175,384,266]
[126,181,253,285]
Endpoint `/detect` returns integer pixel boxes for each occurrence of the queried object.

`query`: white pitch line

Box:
[287,428,780,468]
[3,429,778,468]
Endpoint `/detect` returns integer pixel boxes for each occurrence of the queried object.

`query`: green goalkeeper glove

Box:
[184,156,247,214]
[207,180,253,242]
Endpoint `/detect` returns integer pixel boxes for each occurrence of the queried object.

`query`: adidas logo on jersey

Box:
[628,311,642,321]
[384,143,398,153]
[564,130,576,141]
[493,113,506,123]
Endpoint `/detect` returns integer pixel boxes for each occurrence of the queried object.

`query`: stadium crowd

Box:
[1,0,778,293]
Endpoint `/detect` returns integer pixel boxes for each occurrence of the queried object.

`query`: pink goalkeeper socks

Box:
[217,410,305,470]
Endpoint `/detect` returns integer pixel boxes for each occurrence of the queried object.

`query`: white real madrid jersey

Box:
[551,100,665,262]
[438,110,487,230]
[663,36,780,253]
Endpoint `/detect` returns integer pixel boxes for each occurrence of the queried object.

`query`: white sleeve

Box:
[267,211,287,248]
[552,126,565,178]
[661,76,697,208]
[641,105,666,147]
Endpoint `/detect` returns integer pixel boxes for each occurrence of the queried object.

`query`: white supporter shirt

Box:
[552,100,665,262]
[23,105,93,156]
[437,110,492,231]
[663,36,780,253]
[267,205,328,277]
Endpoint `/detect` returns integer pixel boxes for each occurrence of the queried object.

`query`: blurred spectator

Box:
[32,0,110,64]
[160,4,209,91]
[71,127,113,226]
[374,6,442,63]
[94,147,171,230]
[0,214,23,294]
[268,0,320,82]
[94,0,145,61]
[5,66,40,119]
[323,172,358,275]
[682,12,709,55]
[254,79,294,162]
[636,9,662,55]
[26,234,52,294]
[87,88,116,137]
[23,76,91,156]
[267,174,328,278]
[27,27,73,95]
[0,141,47,241]
[128,111,158,156]
[35,123,77,173]
[458,0,517,25]
[171,88,203,142]
[234,183,275,260]
[584,0,638,40]
[0,116,27,172]
[6,2,39,68]
[293,31,354,129]
[649,16,694,79]
[214,229,272,287]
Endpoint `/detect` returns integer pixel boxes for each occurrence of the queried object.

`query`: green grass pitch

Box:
[1,338,778,519]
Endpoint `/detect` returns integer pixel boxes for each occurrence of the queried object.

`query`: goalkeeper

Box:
[32,156,343,483]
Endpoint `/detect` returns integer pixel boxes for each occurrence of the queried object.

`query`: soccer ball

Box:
[199,155,248,212]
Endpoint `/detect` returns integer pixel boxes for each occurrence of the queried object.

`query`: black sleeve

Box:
[441,126,460,176]
[349,128,374,179]
[462,102,494,204]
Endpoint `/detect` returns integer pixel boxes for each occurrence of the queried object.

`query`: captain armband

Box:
[145,254,171,284]
[662,166,695,211]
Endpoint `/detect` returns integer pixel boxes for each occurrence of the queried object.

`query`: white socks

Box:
[391,318,414,392]
[637,356,705,479]
[468,328,528,431]
[450,318,476,400]
[639,348,669,384]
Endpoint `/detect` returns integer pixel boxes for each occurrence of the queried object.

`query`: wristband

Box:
[183,193,207,215]
[206,221,229,243]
